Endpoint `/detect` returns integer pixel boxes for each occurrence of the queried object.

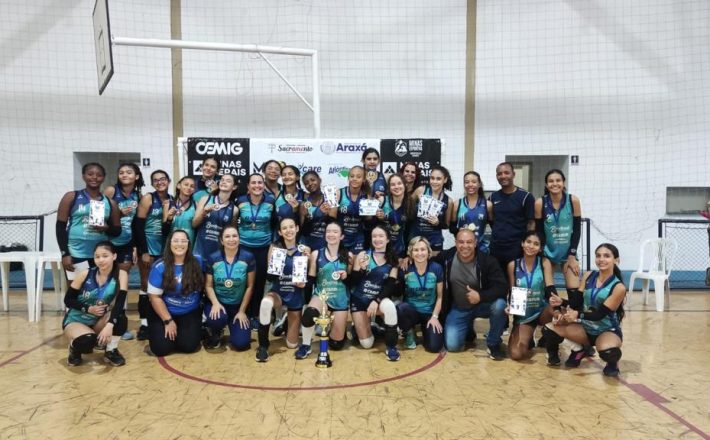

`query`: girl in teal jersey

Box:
[450,171,493,253]
[274,165,305,229]
[505,231,558,361]
[294,221,353,360]
[104,163,144,271]
[56,163,122,276]
[134,169,172,340]
[63,242,129,367]
[535,169,582,296]
[164,176,197,245]
[543,243,627,376]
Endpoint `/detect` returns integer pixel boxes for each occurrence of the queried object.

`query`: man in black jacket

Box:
[437,228,509,360]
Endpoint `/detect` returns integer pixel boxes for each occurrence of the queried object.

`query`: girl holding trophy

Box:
[203,226,255,351]
[295,221,352,360]
[256,217,311,362]
[349,224,400,361]
[505,231,558,361]
[410,165,454,255]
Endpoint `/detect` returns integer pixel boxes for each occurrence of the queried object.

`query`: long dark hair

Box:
[360,147,380,163]
[93,241,120,281]
[544,169,567,195]
[463,171,485,199]
[595,243,625,323]
[325,219,350,264]
[273,217,299,249]
[521,230,544,256]
[281,165,302,191]
[370,223,398,267]
[115,163,145,195]
[430,165,452,191]
[150,170,171,191]
[214,173,238,201]
[386,173,413,219]
[399,162,421,188]
[174,176,195,203]
[162,230,204,294]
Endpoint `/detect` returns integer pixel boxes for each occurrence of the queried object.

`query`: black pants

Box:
[148,307,202,356]
[396,302,444,353]
[242,245,269,318]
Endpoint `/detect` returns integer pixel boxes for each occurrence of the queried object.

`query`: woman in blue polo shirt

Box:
[147,229,205,356]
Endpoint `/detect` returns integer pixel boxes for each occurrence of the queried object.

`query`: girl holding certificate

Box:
[349,224,400,361]
[295,221,352,360]
[506,231,557,361]
[410,165,454,255]
[203,226,255,351]
[236,173,277,328]
[336,166,371,253]
[256,218,311,362]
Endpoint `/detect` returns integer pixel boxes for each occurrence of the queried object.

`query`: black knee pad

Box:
[301,307,320,327]
[112,314,128,336]
[329,338,346,351]
[543,326,563,347]
[72,333,97,354]
[384,325,398,348]
[599,347,622,364]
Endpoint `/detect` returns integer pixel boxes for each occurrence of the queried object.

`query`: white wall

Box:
[474,0,710,269]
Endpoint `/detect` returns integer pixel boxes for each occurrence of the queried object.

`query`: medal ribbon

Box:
[415,263,429,291]
[223,251,237,283]
[519,257,538,289]
[249,195,264,225]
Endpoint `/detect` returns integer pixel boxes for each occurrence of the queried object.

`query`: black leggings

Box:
[243,245,269,319]
[148,307,202,356]
[396,302,444,353]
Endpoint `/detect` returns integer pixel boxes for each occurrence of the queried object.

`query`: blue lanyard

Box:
[548,194,566,227]
[222,251,238,280]
[387,197,402,225]
[519,257,538,289]
[248,195,264,224]
[415,263,429,291]
[589,272,614,305]
[326,248,340,273]
[95,272,112,302]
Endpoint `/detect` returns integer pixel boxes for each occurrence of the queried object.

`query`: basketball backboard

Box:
[92,0,113,95]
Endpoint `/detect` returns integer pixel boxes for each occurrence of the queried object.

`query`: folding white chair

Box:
[628,238,678,312]
[35,253,66,320]
[0,251,37,321]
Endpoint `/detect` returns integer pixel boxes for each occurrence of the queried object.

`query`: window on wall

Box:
[666,187,710,215]
[505,155,568,197]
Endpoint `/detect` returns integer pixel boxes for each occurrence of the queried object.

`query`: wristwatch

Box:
[163,318,173,325]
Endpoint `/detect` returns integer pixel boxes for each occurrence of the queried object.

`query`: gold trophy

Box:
[314,287,334,368]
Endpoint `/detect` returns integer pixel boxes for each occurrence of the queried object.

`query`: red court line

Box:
[159,350,446,391]
[0,335,62,368]
[589,359,709,440]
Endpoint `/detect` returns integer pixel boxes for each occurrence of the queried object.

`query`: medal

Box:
[224,279,234,288]
[361,253,370,265]
[391,224,400,232]
[250,222,257,229]
[297,244,306,253]
[95,300,105,306]
[223,253,237,289]
[366,170,377,184]
[285,193,294,202]
[332,271,341,281]
[205,179,215,188]
[304,201,312,210]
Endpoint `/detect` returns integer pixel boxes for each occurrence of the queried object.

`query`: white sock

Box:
[380,298,397,326]
[140,318,147,327]
[301,325,315,346]
[107,336,120,351]
[260,297,274,325]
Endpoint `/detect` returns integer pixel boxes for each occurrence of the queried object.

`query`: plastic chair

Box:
[35,253,66,320]
[0,251,37,321]
[628,238,678,312]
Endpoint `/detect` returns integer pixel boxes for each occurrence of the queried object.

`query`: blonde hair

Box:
[407,236,432,259]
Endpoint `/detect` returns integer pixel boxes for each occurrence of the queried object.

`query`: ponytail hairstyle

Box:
[162,230,204,295]
[463,171,485,199]
[93,241,120,281]
[174,176,196,204]
[595,243,625,323]
[281,165,302,191]
[544,169,567,195]
[371,223,398,267]
[115,163,145,196]
[430,165,452,191]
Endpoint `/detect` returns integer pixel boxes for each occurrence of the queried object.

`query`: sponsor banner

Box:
[379,139,441,185]
[249,139,379,188]
[187,138,250,190]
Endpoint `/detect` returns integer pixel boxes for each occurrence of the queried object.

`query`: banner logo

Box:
[394,140,408,157]
[320,142,336,155]
[195,141,243,155]
[192,160,204,175]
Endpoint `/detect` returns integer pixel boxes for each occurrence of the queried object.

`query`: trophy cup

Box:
[314,288,334,368]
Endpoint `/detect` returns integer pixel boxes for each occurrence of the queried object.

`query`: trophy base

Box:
[315,353,332,368]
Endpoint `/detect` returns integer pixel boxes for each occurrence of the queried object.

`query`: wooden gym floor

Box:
[1,290,709,440]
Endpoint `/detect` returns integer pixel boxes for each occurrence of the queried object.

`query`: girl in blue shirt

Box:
[336,166,372,254]
[104,163,144,271]
[450,171,492,253]
[409,166,454,254]
[147,229,205,357]
[193,173,239,259]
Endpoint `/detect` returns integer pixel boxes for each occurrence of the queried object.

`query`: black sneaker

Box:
[272,311,288,337]
[603,362,620,377]
[547,351,561,366]
[67,345,82,366]
[204,330,222,350]
[104,349,126,366]
[584,344,596,358]
[487,344,506,361]
[536,332,547,348]
[255,346,269,363]
[565,349,588,368]
[136,325,149,341]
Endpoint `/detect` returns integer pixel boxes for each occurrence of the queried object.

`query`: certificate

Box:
[358,199,380,216]
[89,200,105,227]
[509,286,529,316]
[292,256,308,283]
[267,248,288,276]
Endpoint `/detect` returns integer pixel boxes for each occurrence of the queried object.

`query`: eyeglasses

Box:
[153,177,169,183]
